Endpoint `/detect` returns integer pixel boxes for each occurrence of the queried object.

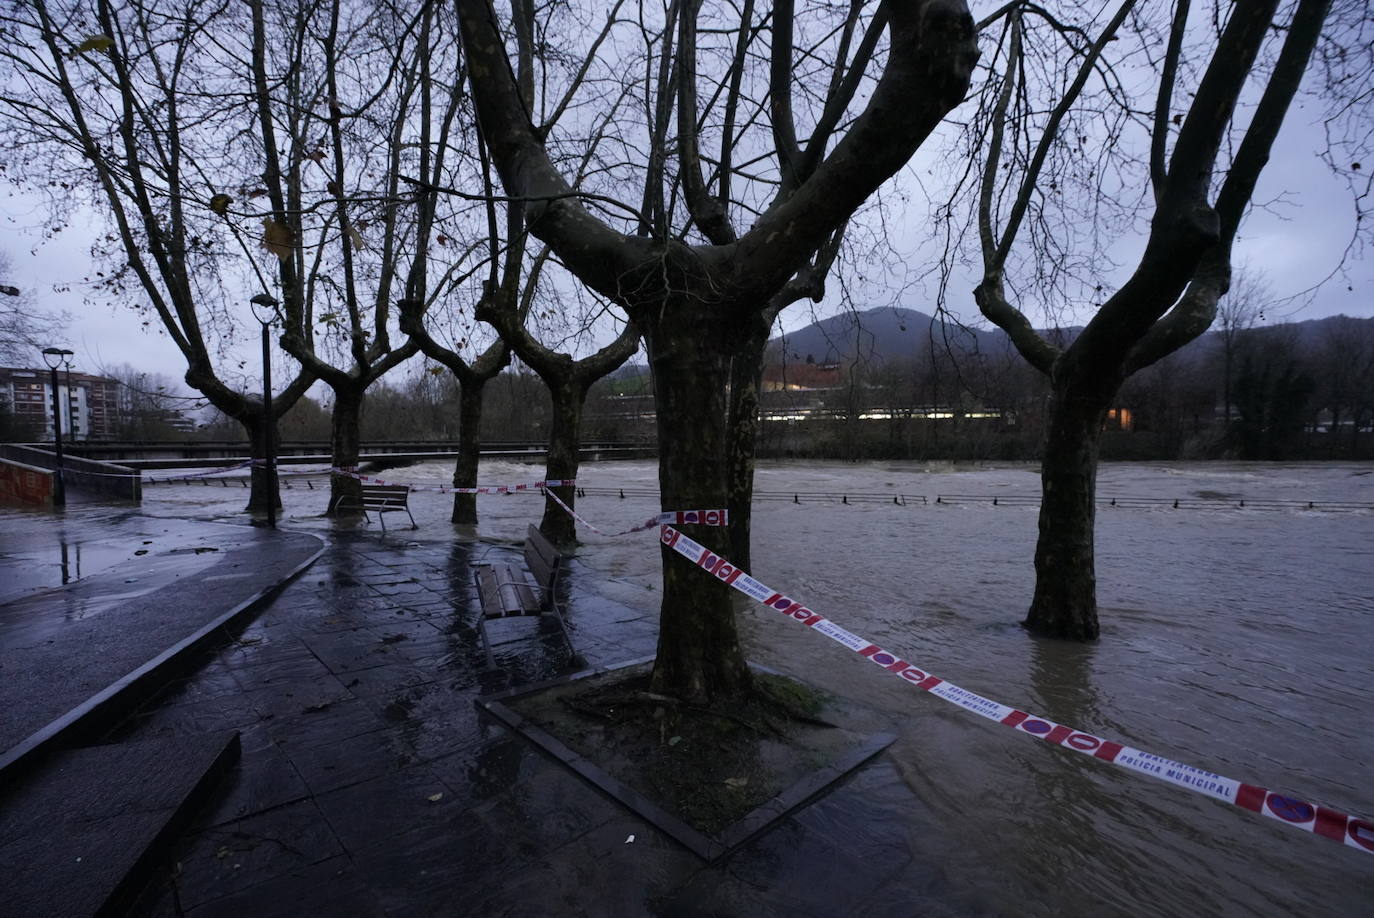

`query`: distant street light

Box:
[250,293,280,527]
[41,346,74,506]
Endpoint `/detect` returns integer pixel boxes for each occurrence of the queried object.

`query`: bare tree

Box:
[102,364,199,439]
[1232,323,1313,458]
[436,0,642,545]
[0,0,316,513]
[0,251,64,363]
[243,0,438,512]
[477,275,640,547]
[1310,314,1374,456]
[400,0,637,530]
[455,0,978,701]
[1215,268,1272,427]
[398,310,512,523]
[969,0,1339,639]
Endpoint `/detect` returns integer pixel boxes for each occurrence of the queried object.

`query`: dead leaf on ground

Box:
[723,777,748,788]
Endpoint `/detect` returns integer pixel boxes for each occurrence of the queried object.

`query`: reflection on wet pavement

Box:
[118,523,963,917]
[0,516,143,603]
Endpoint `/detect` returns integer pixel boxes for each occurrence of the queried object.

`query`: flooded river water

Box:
[146,460,1374,915]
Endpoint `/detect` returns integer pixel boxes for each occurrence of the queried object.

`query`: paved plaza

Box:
[0,505,953,917]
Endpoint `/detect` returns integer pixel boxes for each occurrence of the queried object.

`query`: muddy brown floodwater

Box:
[147,459,1374,915]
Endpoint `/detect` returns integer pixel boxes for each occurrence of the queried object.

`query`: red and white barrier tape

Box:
[331,467,572,495]
[658,524,1374,856]
[541,485,727,536]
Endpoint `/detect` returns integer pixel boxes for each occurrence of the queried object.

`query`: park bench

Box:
[473,524,576,665]
[331,483,417,532]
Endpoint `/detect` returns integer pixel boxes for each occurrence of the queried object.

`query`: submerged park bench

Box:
[473,524,576,665]
[330,483,417,532]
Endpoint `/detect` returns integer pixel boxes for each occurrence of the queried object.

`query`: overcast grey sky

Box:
[1,24,1370,389]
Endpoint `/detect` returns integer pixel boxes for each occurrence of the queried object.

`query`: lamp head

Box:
[41,346,72,370]
[249,293,280,324]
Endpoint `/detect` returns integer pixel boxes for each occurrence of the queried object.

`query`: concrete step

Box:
[0,732,241,917]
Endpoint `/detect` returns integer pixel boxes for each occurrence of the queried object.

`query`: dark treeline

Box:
[179,313,1374,464]
[757,314,1374,462]
[195,362,558,445]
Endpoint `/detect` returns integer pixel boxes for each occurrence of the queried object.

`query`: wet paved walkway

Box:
[0,507,321,763]
[102,528,955,917]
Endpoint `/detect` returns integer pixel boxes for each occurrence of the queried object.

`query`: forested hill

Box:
[606,306,1369,386]
[767,306,1018,366]
[765,305,1371,369]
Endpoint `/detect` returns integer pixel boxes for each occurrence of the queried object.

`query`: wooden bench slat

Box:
[522,525,560,599]
[472,524,574,665]
[476,563,538,617]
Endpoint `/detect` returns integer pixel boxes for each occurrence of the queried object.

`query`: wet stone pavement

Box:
[110,529,957,918]
[0,511,322,765]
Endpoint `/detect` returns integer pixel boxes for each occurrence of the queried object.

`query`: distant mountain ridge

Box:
[767,305,1368,367]
[768,307,1015,367]
[607,306,1369,379]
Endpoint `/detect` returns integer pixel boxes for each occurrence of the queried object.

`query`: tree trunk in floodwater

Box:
[538,380,585,548]
[451,383,485,524]
[242,413,281,514]
[327,386,364,515]
[645,311,753,703]
[725,319,771,571]
[1024,383,1111,640]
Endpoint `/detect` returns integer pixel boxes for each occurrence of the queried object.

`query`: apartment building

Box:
[0,366,122,440]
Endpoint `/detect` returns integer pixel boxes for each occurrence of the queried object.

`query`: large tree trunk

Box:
[645,311,753,703]
[725,319,770,571]
[451,382,485,524]
[242,413,281,514]
[327,384,363,515]
[1023,382,1111,640]
[538,380,585,548]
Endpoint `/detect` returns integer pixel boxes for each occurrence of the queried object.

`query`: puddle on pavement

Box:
[0,508,233,638]
[0,538,143,604]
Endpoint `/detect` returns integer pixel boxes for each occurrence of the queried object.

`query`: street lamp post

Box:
[41,347,74,506]
[62,352,75,443]
[250,294,280,527]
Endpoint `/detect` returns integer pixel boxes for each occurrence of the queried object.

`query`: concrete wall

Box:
[0,445,141,502]
[0,459,56,508]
